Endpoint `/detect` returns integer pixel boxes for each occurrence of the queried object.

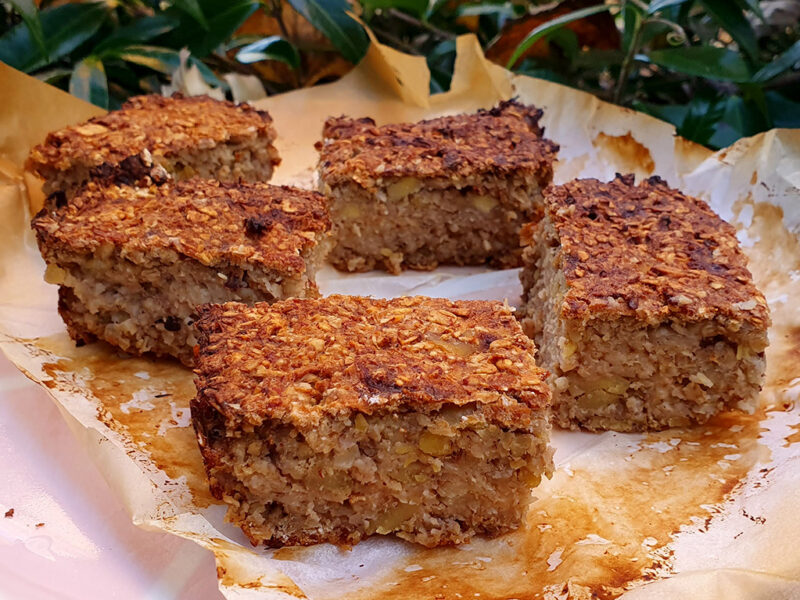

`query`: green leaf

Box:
[506,4,613,69]
[639,17,680,46]
[165,0,259,58]
[708,96,748,148]
[286,0,369,64]
[649,46,751,81]
[455,2,521,19]
[116,45,182,74]
[699,0,758,62]
[765,91,800,129]
[44,2,109,67]
[102,62,142,91]
[0,27,32,70]
[7,0,47,60]
[633,99,690,129]
[69,57,109,109]
[424,0,450,20]
[190,56,226,89]
[428,38,456,94]
[622,2,641,52]
[224,34,266,51]
[0,2,109,72]
[33,66,72,85]
[514,64,572,85]
[678,92,726,146]
[751,40,800,82]
[647,0,691,13]
[94,16,179,55]
[740,82,772,129]
[235,36,300,68]
[170,0,210,30]
[115,46,224,89]
[708,91,779,148]
[548,28,579,62]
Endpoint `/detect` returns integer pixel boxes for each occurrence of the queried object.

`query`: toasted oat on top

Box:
[316,99,559,274]
[192,295,553,548]
[32,178,330,366]
[519,174,769,431]
[26,94,281,204]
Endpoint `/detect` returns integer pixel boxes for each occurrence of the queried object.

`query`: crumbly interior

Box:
[324,175,542,274]
[520,216,768,432]
[41,140,279,199]
[199,404,551,547]
[46,246,322,366]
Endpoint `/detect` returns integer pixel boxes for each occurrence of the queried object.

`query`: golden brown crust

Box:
[26,93,278,174]
[317,99,558,189]
[534,174,770,327]
[32,178,330,276]
[193,295,551,431]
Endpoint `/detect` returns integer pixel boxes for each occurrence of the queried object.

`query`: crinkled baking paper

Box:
[1,35,799,600]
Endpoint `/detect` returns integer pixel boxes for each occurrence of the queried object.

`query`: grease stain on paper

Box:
[34,334,216,508]
[783,422,800,448]
[592,132,655,177]
[211,537,307,597]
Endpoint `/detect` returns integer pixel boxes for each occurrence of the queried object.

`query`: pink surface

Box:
[0,353,222,599]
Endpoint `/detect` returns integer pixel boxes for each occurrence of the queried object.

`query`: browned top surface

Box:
[317,99,559,188]
[531,174,770,327]
[193,296,550,429]
[32,178,329,276]
[27,94,276,173]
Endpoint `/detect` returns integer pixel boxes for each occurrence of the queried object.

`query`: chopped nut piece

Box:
[354,413,368,432]
[386,177,423,201]
[418,432,452,456]
[472,195,498,214]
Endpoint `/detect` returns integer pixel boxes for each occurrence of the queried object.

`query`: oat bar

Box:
[32,178,330,366]
[519,174,769,431]
[191,295,553,547]
[27,94,280,204]
[316,100,558,274]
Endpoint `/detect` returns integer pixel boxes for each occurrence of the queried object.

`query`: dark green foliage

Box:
[0,0,797,149]
[0,0,291,109]
[235,36,301,68]
[362,0,800,148]
[285,0,368,63]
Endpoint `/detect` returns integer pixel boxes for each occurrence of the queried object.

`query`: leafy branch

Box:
[1,0,798,149]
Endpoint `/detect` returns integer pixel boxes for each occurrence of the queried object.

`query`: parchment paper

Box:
[1,35,799,600]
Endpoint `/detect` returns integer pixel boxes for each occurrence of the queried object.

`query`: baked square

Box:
[519,174,769,431]
[26,93,280,204]
[32,178,330,366]
[316,99,558,274]
[191,295,553,547]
